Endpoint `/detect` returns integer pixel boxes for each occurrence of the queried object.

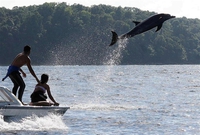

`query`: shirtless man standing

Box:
[2,45,40,103]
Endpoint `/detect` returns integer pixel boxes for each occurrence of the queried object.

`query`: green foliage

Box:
[1,3,200,65]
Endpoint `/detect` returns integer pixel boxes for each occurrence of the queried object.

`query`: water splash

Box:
[103,39,128,65]
[0,114,68,133]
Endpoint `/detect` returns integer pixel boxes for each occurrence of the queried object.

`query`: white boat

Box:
[0,86,70,118]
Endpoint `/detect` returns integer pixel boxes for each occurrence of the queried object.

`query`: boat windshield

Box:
[0,89,13,102]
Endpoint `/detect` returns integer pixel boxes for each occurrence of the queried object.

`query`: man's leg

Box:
[9,72,25,102]
[9,74,19,96]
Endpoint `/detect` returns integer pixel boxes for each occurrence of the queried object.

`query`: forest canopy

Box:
[1,2,200,65]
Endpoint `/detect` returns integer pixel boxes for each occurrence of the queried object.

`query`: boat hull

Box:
[0,105,69,117]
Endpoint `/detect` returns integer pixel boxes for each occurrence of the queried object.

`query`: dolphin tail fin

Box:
[109,31,119,46]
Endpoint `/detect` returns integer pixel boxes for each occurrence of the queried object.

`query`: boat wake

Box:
[71,103,143,111]
[0,114,68,133]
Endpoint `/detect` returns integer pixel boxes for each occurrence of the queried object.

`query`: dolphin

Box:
[109,13,175,46]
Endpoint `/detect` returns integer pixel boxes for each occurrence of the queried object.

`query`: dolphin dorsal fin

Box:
[155,23,163,32]
[132,21,140,26]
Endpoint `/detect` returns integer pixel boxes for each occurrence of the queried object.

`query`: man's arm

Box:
[26,58,40,83]
[19,68,26,78]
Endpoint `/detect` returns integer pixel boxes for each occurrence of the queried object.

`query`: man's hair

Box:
[24,45,31,53]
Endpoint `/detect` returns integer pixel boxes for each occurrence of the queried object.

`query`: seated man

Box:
[30,74,59,106]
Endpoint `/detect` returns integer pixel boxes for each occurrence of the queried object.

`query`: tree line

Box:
[1,2,200,65]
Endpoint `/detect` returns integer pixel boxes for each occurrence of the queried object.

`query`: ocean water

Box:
[1,65,200,134]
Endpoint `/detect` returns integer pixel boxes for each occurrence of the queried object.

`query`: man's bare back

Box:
[11,53,30,68]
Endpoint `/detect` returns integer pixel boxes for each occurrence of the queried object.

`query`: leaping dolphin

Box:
[109,13,175,46]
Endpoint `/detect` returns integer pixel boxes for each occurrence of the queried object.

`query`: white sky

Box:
[0,0,200,19]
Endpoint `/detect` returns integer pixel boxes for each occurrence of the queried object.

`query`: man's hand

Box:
[22,72,26,78]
